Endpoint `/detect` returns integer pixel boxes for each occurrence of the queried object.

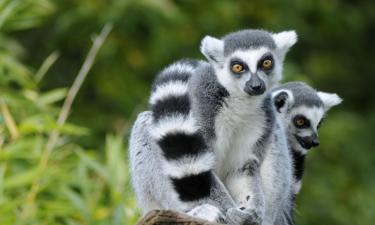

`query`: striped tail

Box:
[149,59,215,202]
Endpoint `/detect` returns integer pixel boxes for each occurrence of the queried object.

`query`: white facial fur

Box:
[203,46,284,97]
[215,47,282,95]
[290,105,325,135]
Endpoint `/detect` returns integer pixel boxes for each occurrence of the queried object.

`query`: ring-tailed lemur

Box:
[129,29,297,225]
[271,82,342,196]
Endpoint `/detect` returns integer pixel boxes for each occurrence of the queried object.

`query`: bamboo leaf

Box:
[34,51,59,83]
[62,187,90,223]
[38,88,67,106]
[75,150,110,183]
[0,98,19,140]
[3,167,41,189]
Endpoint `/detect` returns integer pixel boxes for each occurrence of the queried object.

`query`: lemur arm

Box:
[225,160,265,224]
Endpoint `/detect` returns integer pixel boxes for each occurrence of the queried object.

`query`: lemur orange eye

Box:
[296,119,305,126]
[231,63,244,73]
[262,59,273,69]
[294,115,310,128]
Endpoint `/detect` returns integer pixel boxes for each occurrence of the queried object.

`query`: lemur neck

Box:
[224,92,265,117]
[290,147,306,181]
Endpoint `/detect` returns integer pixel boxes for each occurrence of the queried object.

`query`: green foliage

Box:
[0,133,139,225]
[0,0,374,224]
[0,1,139,224]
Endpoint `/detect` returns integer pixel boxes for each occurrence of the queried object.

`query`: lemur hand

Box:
[187,204,226,223]
[226,206,262,225]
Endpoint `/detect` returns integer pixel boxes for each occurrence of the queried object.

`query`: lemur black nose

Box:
[251,84,262,90]
[244,75,266,96]
[244,84,265,96]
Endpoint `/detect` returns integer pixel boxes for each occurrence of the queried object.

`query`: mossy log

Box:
[136,210,223,225]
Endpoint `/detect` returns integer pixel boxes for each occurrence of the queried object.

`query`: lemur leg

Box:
[225,159,265,225]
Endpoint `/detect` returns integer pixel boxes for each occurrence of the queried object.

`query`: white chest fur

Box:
[213,94,266,179]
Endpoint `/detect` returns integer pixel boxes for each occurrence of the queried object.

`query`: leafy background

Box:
[0,0,374,224]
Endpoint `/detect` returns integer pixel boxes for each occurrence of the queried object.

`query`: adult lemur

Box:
[271,82,342,196]
[129,29,297,225]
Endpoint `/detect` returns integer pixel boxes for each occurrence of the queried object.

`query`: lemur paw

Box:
[187,204,225,223]
[226,207,262,225]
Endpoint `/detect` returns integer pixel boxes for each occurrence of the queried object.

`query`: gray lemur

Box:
[271,82,342,196]
[129,29,297,225]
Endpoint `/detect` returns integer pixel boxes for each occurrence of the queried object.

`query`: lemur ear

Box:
[272,89,294,113]
[200,35,225,65]
[272,31,297,57]
[317,92,343,111]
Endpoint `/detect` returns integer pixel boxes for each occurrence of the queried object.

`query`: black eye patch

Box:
[257,54,274,71]
[230,59,249,75]
[293,114,311,128]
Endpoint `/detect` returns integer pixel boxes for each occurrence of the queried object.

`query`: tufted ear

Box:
[200,35,225,65]
[317,92,342,111]
[272,31,297,58]
[272,89,294,113]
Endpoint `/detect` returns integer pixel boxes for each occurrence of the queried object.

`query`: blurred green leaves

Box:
[0,2,139,224]
[0,0,54,31]
[0,132,139,224]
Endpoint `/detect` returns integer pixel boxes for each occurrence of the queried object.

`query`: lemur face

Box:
[216,48,278,96]
[272,82,342,152]
[200,30,297,96]
[288,105,325,149]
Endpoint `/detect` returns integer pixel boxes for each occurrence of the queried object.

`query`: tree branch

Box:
[136,210,223,225]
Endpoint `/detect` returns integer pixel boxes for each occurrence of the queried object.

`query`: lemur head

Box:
[200,29,297,96]
[272,82,342,152]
